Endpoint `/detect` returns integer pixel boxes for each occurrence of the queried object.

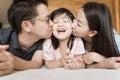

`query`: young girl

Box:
[68,2,120,69]
[42,8,85,69]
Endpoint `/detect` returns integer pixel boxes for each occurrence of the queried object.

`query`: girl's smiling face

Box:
[52,13,72,40]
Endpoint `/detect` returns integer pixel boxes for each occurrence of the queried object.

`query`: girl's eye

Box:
[63,20,69,23]
[53,21,58,23]
[53,20,58,23]
[63,19,69,23]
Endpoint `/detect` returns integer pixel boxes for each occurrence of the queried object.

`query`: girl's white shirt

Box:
[42,38,85,60]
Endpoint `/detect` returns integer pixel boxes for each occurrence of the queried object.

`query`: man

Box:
[0,0,52,76]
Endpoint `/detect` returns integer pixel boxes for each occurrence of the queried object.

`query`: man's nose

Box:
[49,19,53,28]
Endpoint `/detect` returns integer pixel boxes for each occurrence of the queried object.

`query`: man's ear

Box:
[21,21,31,32]
[88,30,97,37]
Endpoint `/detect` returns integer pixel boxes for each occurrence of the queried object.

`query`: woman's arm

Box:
[83,52,106,65]
[87,57,120,69]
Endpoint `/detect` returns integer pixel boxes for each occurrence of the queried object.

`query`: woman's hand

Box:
[99,57,120,69]
[83,52,106,65]
[86,57,120,69]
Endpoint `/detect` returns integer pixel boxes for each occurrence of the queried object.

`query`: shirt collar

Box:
[10,32,21,49]
[10,31,44,52]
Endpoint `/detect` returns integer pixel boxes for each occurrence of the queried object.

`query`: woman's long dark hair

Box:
[50,8,75,50]
[82,2,120,57]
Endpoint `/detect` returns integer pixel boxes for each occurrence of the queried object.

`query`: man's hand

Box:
[0,45,9,51]
[0,45,14,76]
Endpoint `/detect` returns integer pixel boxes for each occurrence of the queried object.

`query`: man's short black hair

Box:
[8,0,48,34]
[13,0,48,6]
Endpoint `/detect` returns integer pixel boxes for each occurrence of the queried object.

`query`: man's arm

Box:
[0,45,43,71]
[0,69,14,76]
[14,50,43,70]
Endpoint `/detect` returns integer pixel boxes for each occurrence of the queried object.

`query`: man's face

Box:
[31,4,52,39]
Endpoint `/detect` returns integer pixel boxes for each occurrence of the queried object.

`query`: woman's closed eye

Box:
[77,22,81,27]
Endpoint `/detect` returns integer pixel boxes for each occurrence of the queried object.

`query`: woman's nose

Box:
[72,19,77,28]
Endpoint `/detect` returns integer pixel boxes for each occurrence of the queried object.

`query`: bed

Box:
[1,67,120,80]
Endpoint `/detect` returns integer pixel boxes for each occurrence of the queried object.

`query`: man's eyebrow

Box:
[42,15,50,19]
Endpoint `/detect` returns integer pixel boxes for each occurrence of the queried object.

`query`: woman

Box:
[66,2,120,69]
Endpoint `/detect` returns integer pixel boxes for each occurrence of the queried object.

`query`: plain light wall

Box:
[0,0,12,27]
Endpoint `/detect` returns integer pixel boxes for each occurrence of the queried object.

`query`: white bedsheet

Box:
[1,67,120,80]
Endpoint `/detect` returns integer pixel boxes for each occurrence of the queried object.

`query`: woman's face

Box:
[72,8,90,38]
[52,13,72,40]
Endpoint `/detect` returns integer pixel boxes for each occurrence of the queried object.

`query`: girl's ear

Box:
[21,21,31,32]
[88,30,98,37]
